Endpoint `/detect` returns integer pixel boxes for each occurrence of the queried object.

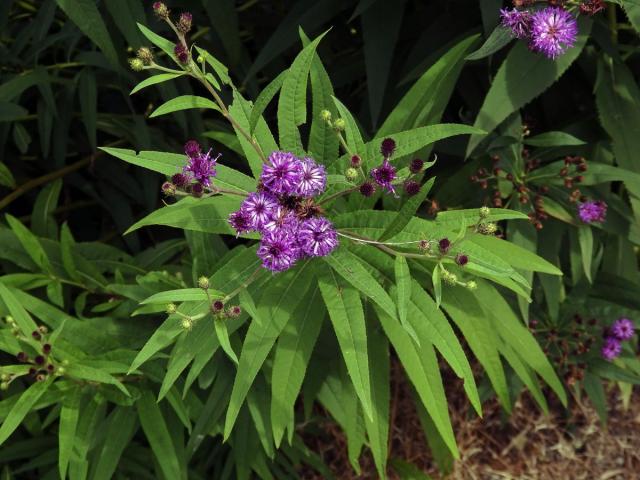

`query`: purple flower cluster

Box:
[501,7,578,59]
[229,151,338,272]
[577,200,607,224]
[601,317,635,361]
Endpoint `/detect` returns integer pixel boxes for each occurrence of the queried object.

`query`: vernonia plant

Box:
[100,5,570,477]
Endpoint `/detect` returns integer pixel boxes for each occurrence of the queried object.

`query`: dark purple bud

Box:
[16,352,27,362]
[403,180,421,197]
[380,138,396,158]
[184,140,201,157]
[351,155,362,167]
[438,238,451,254]
[455,254,469,267]
[191,183,204,197]
[212,300,224,313]
[409,158,424,174]
[161,182,176,196]
[28,368,36,376]
[177,12,193,33]
[172,173,188,187]
[35,355,45,365]
[227,305,242,318]
[152,2,169,18]
[174,43,190,64]
[32,331,41,340]
[359,182,376,197]
[47,364,54,372]
[43,344,52,354]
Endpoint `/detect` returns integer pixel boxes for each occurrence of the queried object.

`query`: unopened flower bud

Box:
[0,382,8,391]
[5,316,14,325]
[466,280,477,291]
[455,254,469,267]
[137,47,154,65]
[129,58,145,71]
[359,182,375,197]
[197,55,204,64]
[166,303,177,314]
[438,238,451,254]
[350,155,362,167]
[38,326,48,334]
[152,2,169,19]
[345,168,358,182]
[198,276,210,290]
[227,305,242,318]
[211,300,224,314]
[56,367,65,376]
[161,181,176,196]
[333,118,346,131]
[477,222,498,235]
[0,373,10,382]
[442,270,458,286]
[174,43,190,64]
[409,158,424,174]
[479,206,490,219]
[177,12,193,34]
[181,317,193,330]
[320,110,332,122]
[191,183,204,197]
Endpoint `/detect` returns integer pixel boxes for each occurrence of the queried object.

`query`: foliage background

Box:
[1,0,639,479]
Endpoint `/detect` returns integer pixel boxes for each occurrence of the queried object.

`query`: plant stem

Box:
[222,267,263,303]
[608,3,618,45]
[317,186,360,205]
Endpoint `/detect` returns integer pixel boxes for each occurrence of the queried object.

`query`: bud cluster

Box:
[10,323,62,386]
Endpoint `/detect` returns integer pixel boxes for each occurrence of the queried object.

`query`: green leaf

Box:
[224,263,313,439]
[465,26,513,60]
[466,18,591,156]
[137,22,174,57]
[149,95,221,118]
[318,265,373,420]
[471,234,562,275]
[620,0,640,33]
[58,387,81,480]
[130,73,185,95]
[394,256,411,336]
[6,214,52,274]
[0,377,52,446]
[277,31,328,154]
[194,46,231,86]
[375,307,458,457]
[523,131,586,147]
[332,96,366,162]
[270,287,324,446]
[78,69,97,150]
[56,0,119,67]
[583,372,607,423]
[378,177,433,241]
[31,179,62,239]
[577,226,593,283]
[126,196,244,236]
[128,316,184,373]
[0,281,38,338]
[0,163,15,188]
[91,406,138,480]
[136,391,183,480]
[324,247,399,323]
[214,318,239,365]
[250,70,287,134]
[0,102,27,122]
[65,364,129,396]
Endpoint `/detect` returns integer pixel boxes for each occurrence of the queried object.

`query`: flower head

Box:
[296,158,326,197]
[240,192,279,231]
[297,217,338,257]
[359,182,376,197]
[439,238,451,254]
[184,140,201,157]
[577,200,607,223]
[262,206,301,235]
[228,210,254,236]
[177,12,193,33]
[183,149,219,187]
[261,151,303,195]
[258,229,300,272]
[500,8,532,39]
[174,43,190,64]
[530,7,578,59]
[380,138,396,158]
[611,318,635,341]
[403,180,421,197]
[601,337,622,361]
[409,158,425,174]
[371,159,397,195]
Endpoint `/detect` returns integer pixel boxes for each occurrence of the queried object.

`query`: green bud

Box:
[55,367,65,376]
[198,276,210,290]
[333,118,346,131]
[345,168,358,182]
[181,317,193,330]
[466,280,478,291]
[320,110,332,122]
[129,58,145,72]
[479,206,490,219]
[5,316,14,325]
[62,359,70,366]
[0,382,8,391]
[166,303,177,314]
[0,373,10,382]
[477,222,498,235]
[136,47,154,65]
[197,55,205,64]
[442,270,458,286]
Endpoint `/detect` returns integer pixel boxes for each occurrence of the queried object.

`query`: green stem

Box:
[608,3,618,45]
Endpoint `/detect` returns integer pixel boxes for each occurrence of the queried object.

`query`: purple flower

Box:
[184,140,201,157]
[611,318,635,341]
[370,159,397,195]
[530,7,578,59]
[257,229,300,272]
[262,206,301,235]
[228,210,253,236]
[240,192,279,231]
[297,217,338,257]
[578,200,607,224]
[296,159,326,197]
[500,8,532,39]
[261,151,302,195]
[183,149,219,187]
[601,337,622,361]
